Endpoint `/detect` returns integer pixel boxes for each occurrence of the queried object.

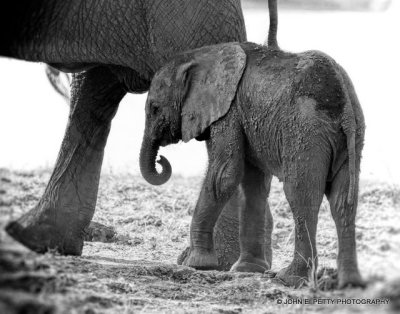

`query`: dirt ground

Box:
[0,168,399,313]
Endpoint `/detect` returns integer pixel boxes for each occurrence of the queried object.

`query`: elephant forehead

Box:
[150,75,172,97]
[153,76,172,89]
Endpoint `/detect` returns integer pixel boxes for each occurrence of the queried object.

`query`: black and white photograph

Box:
[0,0,399,313]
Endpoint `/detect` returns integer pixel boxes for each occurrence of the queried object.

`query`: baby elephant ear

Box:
[179,43,246,142]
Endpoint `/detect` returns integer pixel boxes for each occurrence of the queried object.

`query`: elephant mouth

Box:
[159,130,181,147]
[160,139,169,147]
[159,138,180,147]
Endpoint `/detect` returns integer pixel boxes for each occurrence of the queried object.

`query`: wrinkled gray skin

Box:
[1,0,246,260]
[140,42,365,289]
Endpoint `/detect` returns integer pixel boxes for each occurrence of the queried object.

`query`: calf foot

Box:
[230,256,270,273]
[182,248,219,270]
[6,204,84,256]
[276,262,310,288]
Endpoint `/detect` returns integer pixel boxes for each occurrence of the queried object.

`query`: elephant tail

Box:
[341,95,357,205]
[266,0,279,49]
[45,65,71,105]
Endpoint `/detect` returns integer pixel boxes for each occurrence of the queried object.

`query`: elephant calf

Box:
[139,42,365,289]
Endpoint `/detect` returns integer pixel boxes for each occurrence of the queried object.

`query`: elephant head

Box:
[139,43,247,185]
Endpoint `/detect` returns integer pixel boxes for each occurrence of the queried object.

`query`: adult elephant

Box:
[1,0,246,268]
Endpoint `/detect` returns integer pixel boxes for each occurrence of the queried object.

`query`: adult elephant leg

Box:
[6,67,126,255]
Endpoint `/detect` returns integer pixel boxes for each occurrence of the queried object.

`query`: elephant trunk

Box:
[139,135,172,185]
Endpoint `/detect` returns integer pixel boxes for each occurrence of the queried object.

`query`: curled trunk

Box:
[139,135,172,185]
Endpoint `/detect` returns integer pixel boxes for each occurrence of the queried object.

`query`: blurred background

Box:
[0,0,399,185]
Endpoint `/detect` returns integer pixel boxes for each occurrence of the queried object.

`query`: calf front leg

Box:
[183,126,244,270]
[177,186,243,271]
[6,67,126,255]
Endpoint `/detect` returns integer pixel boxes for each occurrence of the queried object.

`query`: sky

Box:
[0,3,399,185]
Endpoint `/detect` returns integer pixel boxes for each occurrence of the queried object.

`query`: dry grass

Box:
[1,168,400,313]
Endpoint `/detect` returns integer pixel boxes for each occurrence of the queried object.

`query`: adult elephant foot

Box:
[177,187,242,270]
[84,221,116,243]
[6,203,84,255]
[6,67,126,255]
[6,218,116,255]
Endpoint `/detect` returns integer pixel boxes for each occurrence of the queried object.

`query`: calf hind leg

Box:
[276,160,327,287]
[231,163,272,273]
[325,163,365,289]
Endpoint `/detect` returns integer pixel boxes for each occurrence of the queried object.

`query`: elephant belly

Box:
[243,132,284,180]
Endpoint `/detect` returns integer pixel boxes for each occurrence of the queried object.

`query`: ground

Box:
[0,168,399,313]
